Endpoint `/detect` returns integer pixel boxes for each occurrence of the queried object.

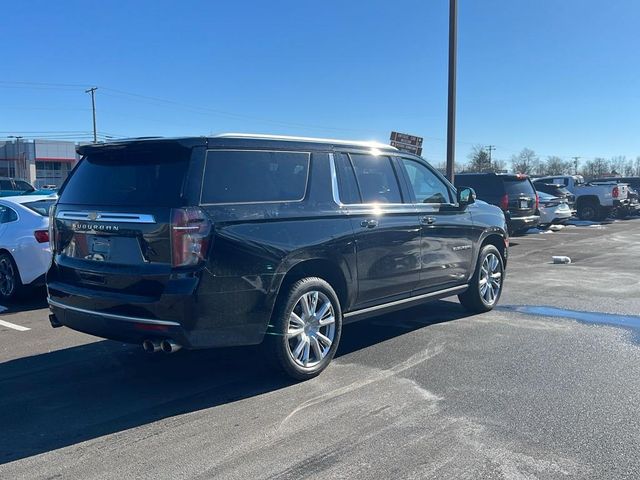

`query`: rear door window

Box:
[504,178,536,196]
[201,150,310,204]
[58,145,192,206]
[0,180,12,190]
[349,154,402,204]
[334,154,361,204]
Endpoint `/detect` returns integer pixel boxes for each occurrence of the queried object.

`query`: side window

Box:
[0,180,12,190]
[401,159,452,204]
[201,150,310,204]
[349,154,402,204]
[334,154,361,204]
[14,181,33,192]
[0,206,18,223]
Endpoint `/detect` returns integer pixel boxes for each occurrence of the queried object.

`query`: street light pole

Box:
[445,0,458,183]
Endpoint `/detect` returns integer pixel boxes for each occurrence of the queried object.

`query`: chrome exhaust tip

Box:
[160,339,182,354]
[142,339,162,353]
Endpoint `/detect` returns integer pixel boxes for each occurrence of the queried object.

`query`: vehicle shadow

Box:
[0,286,48,314]
[0,299,471,464]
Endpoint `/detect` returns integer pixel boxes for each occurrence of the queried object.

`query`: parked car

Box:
[0,177,52,197]
[47,134,509,379]
[454,172,539,235]
[537,192,572,227]
[532,181,576,211]
[537,175,630,221]
[591,176,640,217]
[0,195,56,300]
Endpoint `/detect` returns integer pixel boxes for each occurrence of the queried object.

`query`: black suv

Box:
[47,135,508,379]
[532,181,576,211]
[454,173,540,235]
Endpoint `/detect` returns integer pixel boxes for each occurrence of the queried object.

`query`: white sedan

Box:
[0,195,56,300]
[538,192,572,228]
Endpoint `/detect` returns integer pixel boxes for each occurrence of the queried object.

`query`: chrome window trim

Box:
[48,298,181,326]
[199,149,311,206]
[56,211,156,224]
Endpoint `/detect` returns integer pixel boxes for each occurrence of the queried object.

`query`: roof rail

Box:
[213,133,397,150]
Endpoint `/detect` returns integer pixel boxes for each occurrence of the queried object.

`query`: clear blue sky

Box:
[2,0,639,165]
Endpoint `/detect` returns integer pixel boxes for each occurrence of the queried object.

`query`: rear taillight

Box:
[612,186,619,198]
[171,207,212,267]
[500,193,509,210]
[535,193,539,210]
[34,230,50,243]
[48,205,56,251]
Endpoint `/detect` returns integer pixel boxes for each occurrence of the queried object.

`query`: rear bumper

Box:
[508,214,540,232]
[48,298,191,346]
[47,274,276,348]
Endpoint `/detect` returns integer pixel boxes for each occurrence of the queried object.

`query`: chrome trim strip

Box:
[56,211,156,224]
[48,298,181,326]
[328,153,343,206]
[343,285,468,318]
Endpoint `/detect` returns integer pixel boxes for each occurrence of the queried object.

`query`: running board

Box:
[343,284,468,322]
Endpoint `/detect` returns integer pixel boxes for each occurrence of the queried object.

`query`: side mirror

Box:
[457,187,476,208]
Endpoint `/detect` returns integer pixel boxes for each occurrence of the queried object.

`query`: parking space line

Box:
[0,319,31,331]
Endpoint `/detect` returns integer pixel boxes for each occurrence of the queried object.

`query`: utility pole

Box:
[85,87,98,143]
[572,156,580,175]
[486,145,496,163]
[445,0,458,182]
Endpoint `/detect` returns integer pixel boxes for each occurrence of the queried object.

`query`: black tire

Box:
[458,245,504,313]
[265,277,342,381]
[577,201,600,221]
[0,252,22,301]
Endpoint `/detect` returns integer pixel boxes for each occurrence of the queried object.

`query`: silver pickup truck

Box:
[537,175,630,221]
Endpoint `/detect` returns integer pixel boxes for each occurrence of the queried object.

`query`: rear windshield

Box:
[455,176,501,198]
[59,146,191,206]
[24,200,56,216]
[504,178,535,196]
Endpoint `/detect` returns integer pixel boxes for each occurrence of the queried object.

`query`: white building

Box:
[0,139,78,187]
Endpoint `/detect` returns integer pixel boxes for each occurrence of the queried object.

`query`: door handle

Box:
[421,216,436,225]
[360,219,379,228]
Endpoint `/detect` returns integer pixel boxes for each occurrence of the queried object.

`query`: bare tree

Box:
[511,148,538,175]
[581,158,610,178]
[466,145,493,172]
[609,156,627,176]
[545,156,572,175]
[492,158,507,172]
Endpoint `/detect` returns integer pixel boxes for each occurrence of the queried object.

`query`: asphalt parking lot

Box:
[1,219,639,480]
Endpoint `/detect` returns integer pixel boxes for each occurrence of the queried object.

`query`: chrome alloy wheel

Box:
[286,290,336,368]
[479,253,502,306]
[0,256,16,297]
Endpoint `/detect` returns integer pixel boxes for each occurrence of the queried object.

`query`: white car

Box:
[0,195,56,300]
[538,192,572,228]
